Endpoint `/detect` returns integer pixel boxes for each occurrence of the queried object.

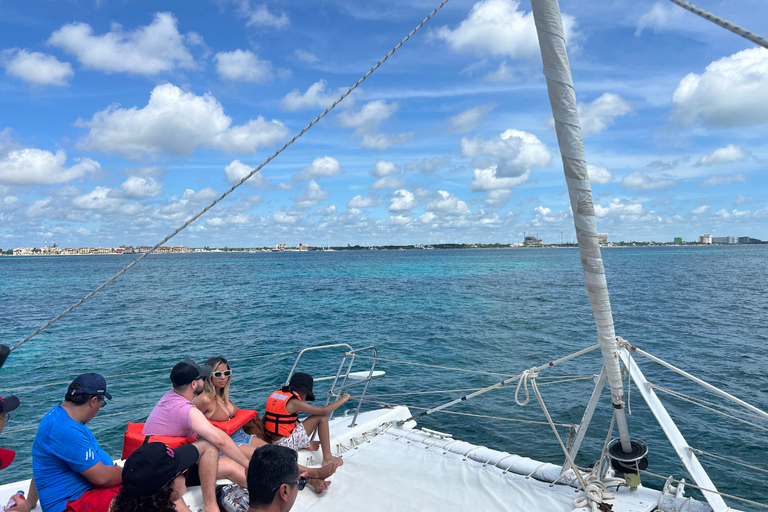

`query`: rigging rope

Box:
[9,0,452,353]
[640,469,768,510]
[667,0,768,50]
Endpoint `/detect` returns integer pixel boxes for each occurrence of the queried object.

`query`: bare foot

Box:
[308,462,338,479]
[323,454,344,467]
[309,440,321,451]
[308,478,331,494]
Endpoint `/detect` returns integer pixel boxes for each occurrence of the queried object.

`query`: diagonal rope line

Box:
[668,0,768,49]
[690,447,768,476]
[641,469,768,510]
[9,0,452,353]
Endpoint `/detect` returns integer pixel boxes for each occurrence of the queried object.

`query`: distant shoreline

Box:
[2,241,766,257]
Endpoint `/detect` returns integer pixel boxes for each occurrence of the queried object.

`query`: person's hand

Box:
[5,495,31,512]
[341,393,351,402]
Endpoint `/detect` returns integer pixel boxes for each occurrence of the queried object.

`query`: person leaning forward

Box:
[31,374,121,512]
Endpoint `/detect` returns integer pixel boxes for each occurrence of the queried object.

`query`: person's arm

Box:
[80,462,122,487]
[189,408,250,469]
[287,393,351,416]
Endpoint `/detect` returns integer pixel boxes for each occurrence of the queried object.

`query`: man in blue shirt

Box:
[32,374,122,512]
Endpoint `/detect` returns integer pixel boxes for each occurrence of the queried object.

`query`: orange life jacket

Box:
[263,390,300,437]
[209,409,257,435]
[122,422,197,460]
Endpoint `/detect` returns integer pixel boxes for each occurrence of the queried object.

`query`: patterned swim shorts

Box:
[273,422,311,451]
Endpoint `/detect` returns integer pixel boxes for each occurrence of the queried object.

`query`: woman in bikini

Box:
[193,356,263,452]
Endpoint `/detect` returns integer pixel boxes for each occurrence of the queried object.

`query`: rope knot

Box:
[514,367,539,406]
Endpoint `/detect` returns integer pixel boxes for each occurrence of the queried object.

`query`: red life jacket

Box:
[122,422,197,460]
[209,409,257,435]
[263,390,300,437]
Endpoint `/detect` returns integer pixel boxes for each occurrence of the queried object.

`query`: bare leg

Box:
[217,456,247,487]
[308,479,331,494]
[192,440,221,512]
[301,416,343,466]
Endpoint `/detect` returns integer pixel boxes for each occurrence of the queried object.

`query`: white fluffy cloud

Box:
[692,205,710,215]
[672,48,768,127]
[471,168,529,191]
[635,2,685,36]
[294,180,328,212]
[462,128,551,178]
[621,172,677,190]
[76,84,289,158]
[121,176,161,199]
[244,4,289,29]
[579,93,632,134]
[695,145,749,167]
[435,0,576,61]
[49,12,196,75]
[426,190,470,216]
[404,156,451,174]
[594,199,648,219]
[587,164,613,184]
[281,80,341,111]
[1,49,73,86]
[372,176,406,190]
[371,161,398,178]
[72,186,124,211]
[215,50,273,83]
[347,195,377,209]
[0,147,99,186]
[294,156,341,181]
[389,189,416,212]
[293,49,318,63]
[224,160,270,189]
[337,100,412,150]
[447,104,495,133]
[700,173,746,187]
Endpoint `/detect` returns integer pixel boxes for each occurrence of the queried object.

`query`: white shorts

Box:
[273,422,311,451]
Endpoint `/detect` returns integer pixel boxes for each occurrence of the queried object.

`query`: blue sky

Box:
[1,0,766,248]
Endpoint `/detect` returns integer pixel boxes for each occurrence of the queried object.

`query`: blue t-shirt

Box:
[32,404,114,512]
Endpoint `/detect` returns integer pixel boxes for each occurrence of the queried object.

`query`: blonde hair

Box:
[203,356,231,405]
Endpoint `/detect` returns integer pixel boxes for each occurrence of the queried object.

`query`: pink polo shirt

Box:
[142,390,196,438]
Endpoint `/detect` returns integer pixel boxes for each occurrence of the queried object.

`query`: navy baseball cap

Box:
[67,373,112,400]
[170,360,212,387]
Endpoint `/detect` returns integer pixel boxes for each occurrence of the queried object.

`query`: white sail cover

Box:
[529,0,629,446]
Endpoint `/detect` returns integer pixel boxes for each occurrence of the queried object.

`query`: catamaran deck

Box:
[0,406,718,512]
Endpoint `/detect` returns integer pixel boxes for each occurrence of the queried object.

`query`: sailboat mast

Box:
[529,0,632,452]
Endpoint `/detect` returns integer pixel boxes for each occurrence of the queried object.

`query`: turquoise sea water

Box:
[1,246,767,507]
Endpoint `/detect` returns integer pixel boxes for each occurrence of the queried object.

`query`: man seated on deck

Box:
[143,360,335,495]
[31,374,121,512]
[246,445,306,512]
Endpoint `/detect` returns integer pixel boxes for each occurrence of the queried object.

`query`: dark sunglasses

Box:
[270,475,307,493]
[212,370,232,378]
[96,396,108,408]
[175,468,190,479]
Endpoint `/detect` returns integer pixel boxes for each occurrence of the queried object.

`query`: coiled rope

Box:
[9,0,452,353]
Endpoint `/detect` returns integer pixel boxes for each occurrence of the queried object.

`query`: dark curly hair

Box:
[110,479,177,512]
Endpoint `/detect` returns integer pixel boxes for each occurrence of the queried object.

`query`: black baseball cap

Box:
[170,360,212,387]
[68,373,112,400]
[0,395,20,414]
[122,442,199,495]
[283,372,315,401]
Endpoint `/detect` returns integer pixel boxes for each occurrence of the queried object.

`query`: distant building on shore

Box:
[674,237,683,244]
[712,236,737,244]
[699,234,712,244]
[523,236,542,247]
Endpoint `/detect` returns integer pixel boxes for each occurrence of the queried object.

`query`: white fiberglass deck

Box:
[0,407,718,512]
